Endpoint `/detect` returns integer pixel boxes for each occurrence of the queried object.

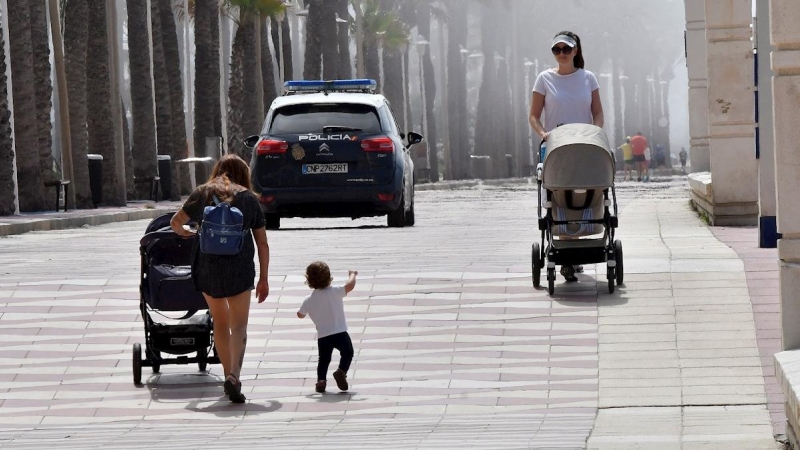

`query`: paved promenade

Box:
[0,178,785,449]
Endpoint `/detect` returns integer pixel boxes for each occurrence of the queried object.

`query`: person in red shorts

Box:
[630,132,648,182]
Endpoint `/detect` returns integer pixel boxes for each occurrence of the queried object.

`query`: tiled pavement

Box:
[0,179,785,449]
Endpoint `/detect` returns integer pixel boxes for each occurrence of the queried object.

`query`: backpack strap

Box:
[211,194,221,205]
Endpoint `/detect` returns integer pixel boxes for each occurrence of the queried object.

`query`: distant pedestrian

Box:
[297,262,357,393]
[170,154,270,403]
[679,147,688,173]
[528,30,604,282]
[630,132,648,182]
[621,137,634,181]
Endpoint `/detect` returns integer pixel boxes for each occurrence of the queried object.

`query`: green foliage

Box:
[352,0,409,50]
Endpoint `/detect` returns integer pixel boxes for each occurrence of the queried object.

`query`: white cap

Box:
[552,34,577,48]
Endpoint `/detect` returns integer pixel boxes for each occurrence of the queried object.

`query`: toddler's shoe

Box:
[333,369,349,391]
[315,380,326,393]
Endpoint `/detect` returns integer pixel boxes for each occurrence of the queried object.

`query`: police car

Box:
[244,79,421,230]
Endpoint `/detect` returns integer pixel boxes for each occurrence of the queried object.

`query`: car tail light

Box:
[378,193,395,202]
[260,195,276,204]
[256,139,288,155]
[361,137,394,153]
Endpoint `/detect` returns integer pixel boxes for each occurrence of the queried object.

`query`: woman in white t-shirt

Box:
[528,30,605,282]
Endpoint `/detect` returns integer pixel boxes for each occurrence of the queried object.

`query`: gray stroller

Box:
[531,124,624,295]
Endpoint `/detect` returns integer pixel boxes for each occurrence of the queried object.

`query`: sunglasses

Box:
[551,45,574,56]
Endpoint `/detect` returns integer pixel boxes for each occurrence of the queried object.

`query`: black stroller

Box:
[133,213,219,385]
[531,124,624,295]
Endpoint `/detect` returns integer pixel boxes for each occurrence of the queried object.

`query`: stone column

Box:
[756,0,778,248]
[684,0,711,172]
[771,0,800,351]
[703,0,758,225]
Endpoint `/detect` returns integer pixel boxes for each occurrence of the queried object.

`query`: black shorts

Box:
[633,154,646,162]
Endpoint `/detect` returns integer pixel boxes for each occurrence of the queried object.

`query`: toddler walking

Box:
[297,261,356,393]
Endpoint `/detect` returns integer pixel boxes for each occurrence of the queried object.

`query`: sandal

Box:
[223,374,246,403]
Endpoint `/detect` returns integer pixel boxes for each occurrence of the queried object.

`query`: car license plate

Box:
[302,163,348,174]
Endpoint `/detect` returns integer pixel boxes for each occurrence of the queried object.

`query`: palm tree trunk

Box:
[86,0,122,205]
[335,0,351,79]
[194,0,220,181]
[240,15,262,162]
[30,0,56,191]
[303,0,322,80]
[64,0,91,208]
[382,47,403,129]
[417,2,438,182]
[320,0,337,80]
[270,13,292,82]
[0,9,17,215]
[612,58,623,147]
[227,19,244,158]
[364,39,379,86]
[126,0,158,200]
[261,17,277,114]
[446,2,468,180]
[48,0,74,208]
[8,0,46,211]
[158,0,187,200]
[150,0,174,194]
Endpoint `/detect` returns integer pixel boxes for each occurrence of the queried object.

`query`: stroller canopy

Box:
[543,124,615,190]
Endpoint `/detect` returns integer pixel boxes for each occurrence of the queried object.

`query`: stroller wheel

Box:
[132,343,142,385]
[547,269,555,295]
[198,351,208,372]
[532,243,542,288]
[614,240,624,285]
[607,267,616,294]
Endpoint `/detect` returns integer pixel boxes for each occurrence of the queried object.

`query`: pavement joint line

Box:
[598,402,768,410]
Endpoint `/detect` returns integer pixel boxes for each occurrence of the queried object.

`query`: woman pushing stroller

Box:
[529,31,605,282]
[170,155,270,403]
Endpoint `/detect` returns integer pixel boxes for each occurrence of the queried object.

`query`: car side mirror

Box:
[407,131,423,146]
[244,135,260,148]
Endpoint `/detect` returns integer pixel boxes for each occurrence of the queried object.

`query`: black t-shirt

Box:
[181,189,266,298]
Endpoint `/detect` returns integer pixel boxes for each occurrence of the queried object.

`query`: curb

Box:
[0,204,180,237]
[415,177,533,191]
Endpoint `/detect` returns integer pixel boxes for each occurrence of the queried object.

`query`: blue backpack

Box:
[199,195,245,256]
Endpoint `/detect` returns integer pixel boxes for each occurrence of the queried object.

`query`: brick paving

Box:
[0,178,784,449]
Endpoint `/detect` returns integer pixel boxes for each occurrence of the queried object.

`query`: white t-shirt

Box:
[298,285,348,338]
[533,68,599,132]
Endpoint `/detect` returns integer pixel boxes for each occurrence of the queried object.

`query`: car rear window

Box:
[269,103,383,134]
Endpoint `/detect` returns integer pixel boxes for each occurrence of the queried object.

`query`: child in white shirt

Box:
[297,261,357,393]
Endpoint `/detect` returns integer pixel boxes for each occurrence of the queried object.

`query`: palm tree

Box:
[8,0,46,211]
[261,16,277,113]
[194,0,221,181]
[158,0,188,200]
[64,0,92,208]
[320,0,337,80]
[150,0,175,197]
[86,0,122,204]
[335,0,351,79]
[416,0,438,181]
[0,14,17,215]
[270,12,292,82]
[226,0,283,157]
[445,0,468,179]
[303,0,322,79]
[126,0,158,200]
[30,0,56,193]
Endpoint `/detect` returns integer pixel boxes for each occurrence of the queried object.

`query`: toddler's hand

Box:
[349,270,358,277]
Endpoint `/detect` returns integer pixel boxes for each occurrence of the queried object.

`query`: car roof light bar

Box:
[283,79,377,96]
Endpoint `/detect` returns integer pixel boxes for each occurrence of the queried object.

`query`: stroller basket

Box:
[149,315,212,355]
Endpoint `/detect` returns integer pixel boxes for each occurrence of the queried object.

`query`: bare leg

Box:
[225,290,252,380]
[203,294,231,377]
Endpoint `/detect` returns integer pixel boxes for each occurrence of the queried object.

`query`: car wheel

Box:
[264,213,280,230]
[404,191,415,226]
[387,194,406,228]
